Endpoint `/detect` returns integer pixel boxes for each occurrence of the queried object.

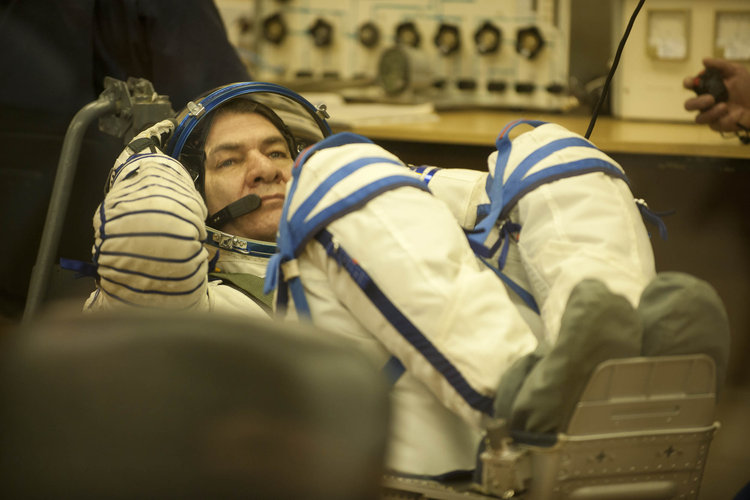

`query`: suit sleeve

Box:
[84,153,211,311]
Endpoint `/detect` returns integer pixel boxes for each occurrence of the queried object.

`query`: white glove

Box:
[93,149,210,312]
[106,118,178,193]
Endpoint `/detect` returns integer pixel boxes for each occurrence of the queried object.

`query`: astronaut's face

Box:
[202,111,293,242]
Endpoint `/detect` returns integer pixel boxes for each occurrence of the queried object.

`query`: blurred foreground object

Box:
[0,309,389,500]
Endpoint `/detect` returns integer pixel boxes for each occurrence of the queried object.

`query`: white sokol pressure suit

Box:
[267,122,656,476]
[85,120,656,477]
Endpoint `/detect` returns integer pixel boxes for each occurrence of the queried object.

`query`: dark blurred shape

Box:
[0,308,390,499]
[515,82,536,94]
[457,79,478,91]
[262,12,287,45]
[474,21,501,55]
[308,18,333,48]
[0,0,251,320]
[358,21,380,49]
[434,23,461,56]
[487,80,507,92]
[515,26,545,60]
[395,21,421,48]
[692,67,729,103]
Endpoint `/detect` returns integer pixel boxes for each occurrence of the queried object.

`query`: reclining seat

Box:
[479,354,720,499]
[383,354,720,500]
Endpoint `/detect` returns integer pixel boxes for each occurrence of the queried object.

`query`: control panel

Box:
[216,0,575,111]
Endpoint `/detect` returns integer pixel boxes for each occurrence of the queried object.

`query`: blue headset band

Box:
[165,82,332,159]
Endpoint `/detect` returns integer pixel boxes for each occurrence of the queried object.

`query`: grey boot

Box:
[508,279,642,434]
[493,348,546,421]
[638,272,730,393]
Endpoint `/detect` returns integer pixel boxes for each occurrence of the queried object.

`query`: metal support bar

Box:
[23,96,117,322]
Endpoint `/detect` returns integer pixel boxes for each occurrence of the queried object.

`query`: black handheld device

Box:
[692,67,729,103]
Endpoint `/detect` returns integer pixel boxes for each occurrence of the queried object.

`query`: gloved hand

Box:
[93,116,209,311]
[106,118,178,193]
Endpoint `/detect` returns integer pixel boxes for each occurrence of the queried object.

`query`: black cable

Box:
[585,0,646,140]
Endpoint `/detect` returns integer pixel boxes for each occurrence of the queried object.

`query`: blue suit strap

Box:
[500,156,629,222]
[296,174,429,248]
[479,256,540,315]
[280,132,376,240]
[382,355,407,385]
[314,230,494,414]
[285,132,429,256]
[265,133,431,321]
[636,199,670,240]
[469,120,550,251]
[266,132,404,298]
[469,120,628,254]
[410,165,441,185]
[59,258,98,279]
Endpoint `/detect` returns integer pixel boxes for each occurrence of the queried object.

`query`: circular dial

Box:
[358,22,380,48]
[475,21,501,55]
[434,24,461,56]
[309,18,334,47]
[516,26,545,59]
[395,22,421,48]
[262,13,286,44]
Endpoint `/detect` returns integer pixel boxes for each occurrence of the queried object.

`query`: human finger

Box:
[712,107,745,132]
[695,102,728,125]
[683,75,697,90]
[684,93,716,111]
[702,57,736,77]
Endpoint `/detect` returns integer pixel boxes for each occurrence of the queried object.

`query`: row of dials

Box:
[262,14,546,59]
[290,67,566,95]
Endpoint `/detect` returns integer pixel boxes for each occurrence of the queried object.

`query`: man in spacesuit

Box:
[86,82,729,479]
[85,83,329,317]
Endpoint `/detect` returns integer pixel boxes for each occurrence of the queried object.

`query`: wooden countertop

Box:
[345,110,750,160]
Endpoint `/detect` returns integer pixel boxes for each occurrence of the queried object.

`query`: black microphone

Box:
[206,194,262,228]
